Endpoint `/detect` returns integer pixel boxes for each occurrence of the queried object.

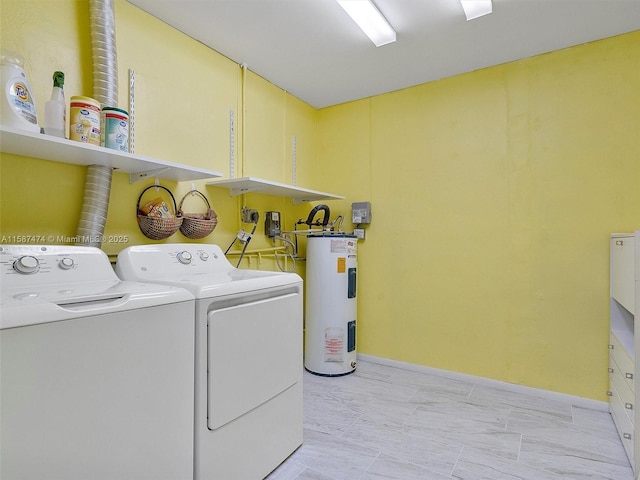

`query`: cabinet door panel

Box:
[612,235,635,313]
[611,385,635,466]
[611,333,635,393]
[612,356,635,426]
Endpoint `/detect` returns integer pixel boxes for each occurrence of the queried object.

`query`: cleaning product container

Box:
[69,96,101,145]
[101,106,128,152]
[1,50,39,133]
[43,71,66,138]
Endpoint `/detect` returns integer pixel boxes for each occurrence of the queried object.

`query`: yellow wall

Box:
[0,0,315,272]
[1,0,638,400]
[319,31,640,399]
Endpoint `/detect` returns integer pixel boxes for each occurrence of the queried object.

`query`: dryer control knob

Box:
[59,257,75,270]
[13,255,40,274]
[199,252,209,261]
[177,251,192,264]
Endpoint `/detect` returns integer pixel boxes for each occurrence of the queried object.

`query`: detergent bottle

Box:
[0,50,39,133]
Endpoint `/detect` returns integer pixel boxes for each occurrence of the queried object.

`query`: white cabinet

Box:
[610,232,640,473]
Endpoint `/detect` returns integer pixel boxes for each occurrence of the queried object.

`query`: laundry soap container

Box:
[69,96,101,145]
[1,50,39,132]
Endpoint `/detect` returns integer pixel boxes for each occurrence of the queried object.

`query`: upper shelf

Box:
[207,177,344,204]
[0,125,223,183]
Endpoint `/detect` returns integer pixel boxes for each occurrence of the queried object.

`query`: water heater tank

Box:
[304,234,357,376]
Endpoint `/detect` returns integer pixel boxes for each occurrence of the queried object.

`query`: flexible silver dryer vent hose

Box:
[76,0,118,247]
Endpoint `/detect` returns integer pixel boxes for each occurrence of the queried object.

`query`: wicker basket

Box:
[136,184,182,240]
[177,189,218,239]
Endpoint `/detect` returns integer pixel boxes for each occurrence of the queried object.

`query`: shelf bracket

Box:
[129,167,171,183]
[228,185,265,196]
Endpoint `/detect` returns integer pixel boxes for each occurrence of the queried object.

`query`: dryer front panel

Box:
[207,287,302,430]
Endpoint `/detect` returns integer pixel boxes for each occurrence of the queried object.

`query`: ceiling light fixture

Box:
[337,0,396,47]
[460,0,492,21]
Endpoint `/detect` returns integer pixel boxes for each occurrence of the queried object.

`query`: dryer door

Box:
[207,288,302,430]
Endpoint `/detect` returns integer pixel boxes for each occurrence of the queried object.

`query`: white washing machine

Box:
[115,243,303,480]
[0,245,196,480]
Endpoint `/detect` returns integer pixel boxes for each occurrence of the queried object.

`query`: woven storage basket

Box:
[177,189,218,239]
[136,184,183,240]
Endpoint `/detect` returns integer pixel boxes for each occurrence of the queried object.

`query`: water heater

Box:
[304,234,357,376]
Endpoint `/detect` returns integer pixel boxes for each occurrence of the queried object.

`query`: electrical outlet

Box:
[241,207,259,223]
[236,229,253,243]
[354,228,365,239]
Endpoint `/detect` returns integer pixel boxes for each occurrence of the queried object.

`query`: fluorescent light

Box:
[337,0,396,47]
[460,0,492,21]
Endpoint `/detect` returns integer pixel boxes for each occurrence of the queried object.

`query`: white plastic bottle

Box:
[0,50,39,133]
[44,71,66,138]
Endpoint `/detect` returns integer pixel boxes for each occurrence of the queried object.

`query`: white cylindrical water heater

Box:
[304,234,357,376]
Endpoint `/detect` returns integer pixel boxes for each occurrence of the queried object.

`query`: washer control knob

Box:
[59,257,75,270]
[199,252,209,261]
[13,256,40,274]
[177,251,192,264]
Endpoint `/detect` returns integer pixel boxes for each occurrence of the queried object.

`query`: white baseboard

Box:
[357,353,609,412]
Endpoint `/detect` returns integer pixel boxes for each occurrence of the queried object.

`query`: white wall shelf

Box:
[0,126,223,183]
[207,177,344,204]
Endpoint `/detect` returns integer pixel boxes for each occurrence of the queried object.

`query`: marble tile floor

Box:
[267,359,634,480]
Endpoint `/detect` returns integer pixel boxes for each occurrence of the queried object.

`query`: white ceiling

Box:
[127,0,640,108]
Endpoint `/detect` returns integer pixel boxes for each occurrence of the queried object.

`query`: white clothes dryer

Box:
[115,243,303,480]
[0,245,195,480]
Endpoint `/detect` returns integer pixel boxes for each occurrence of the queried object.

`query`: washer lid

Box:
[0,245,194,329]
[0,280,193,329]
